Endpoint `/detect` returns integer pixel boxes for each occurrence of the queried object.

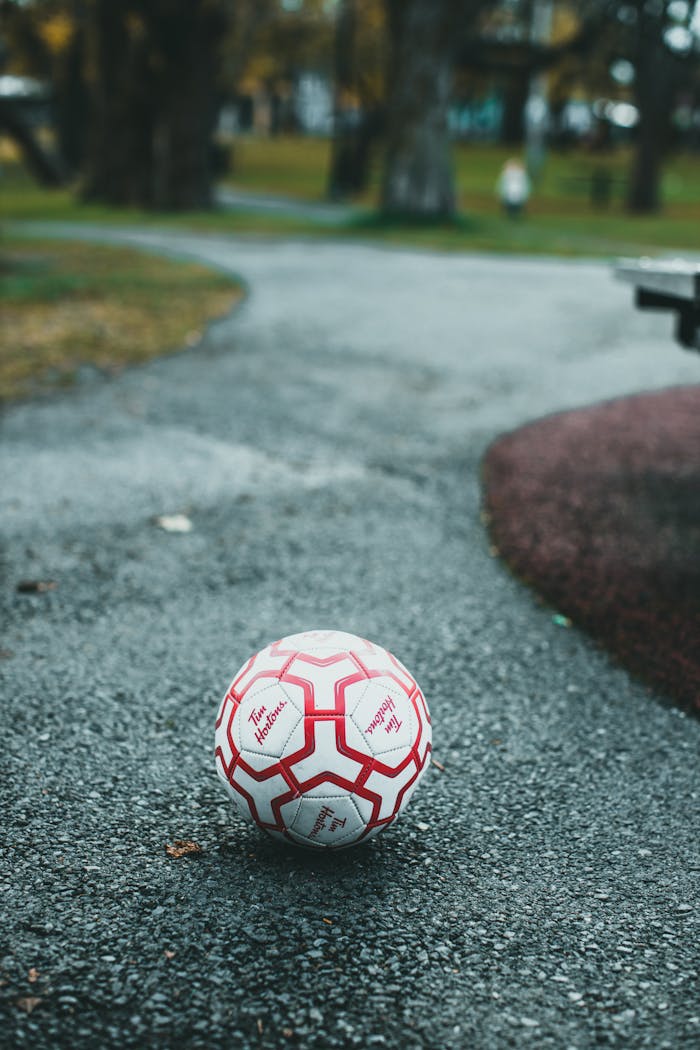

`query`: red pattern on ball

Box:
[215,632,432,848]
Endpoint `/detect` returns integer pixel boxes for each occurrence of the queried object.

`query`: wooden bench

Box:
[615,258,700,351]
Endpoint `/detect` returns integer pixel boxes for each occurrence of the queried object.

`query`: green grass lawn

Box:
[2,138,700,259]
[224,134,700,210]
[224,137,700,255]
[0,238,242,401]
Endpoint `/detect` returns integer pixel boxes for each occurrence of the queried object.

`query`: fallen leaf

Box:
[16,580,57,594]
[256,1018,264,1035]
[165,840,201,858]
[27,968,39,984]
[322,917,333,925]
[283,1029,294,1038]
[17,997,42,1014]
[163,950,175,960]
[154,514,192,534]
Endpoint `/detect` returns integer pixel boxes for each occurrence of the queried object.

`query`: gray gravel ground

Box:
[2,227,700,1050]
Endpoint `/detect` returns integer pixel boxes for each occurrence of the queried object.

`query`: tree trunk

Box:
[53,1,89,175]
[500,67,530,145]
[83,0,224,210]
[380,0,462,219]
[328,0,360,199]
[328,0,384,199]
[329,113,378,199]
[627,10,675,214]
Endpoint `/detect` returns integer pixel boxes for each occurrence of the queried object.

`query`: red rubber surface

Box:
[482,385,700,712]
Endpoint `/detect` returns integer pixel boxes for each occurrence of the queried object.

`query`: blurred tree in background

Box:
[225,0,332,134]
[1,0,85,182]
[2,0,274,208]
[623,0,698,212]
[327,0,386,198]
[2,0,699,216]
[82,0,225,209]
[379,0,484,218]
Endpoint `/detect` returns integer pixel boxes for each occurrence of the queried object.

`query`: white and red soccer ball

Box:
[214,629,432,849]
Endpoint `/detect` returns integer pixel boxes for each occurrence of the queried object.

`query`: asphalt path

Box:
[2,227,700,1049]
[217,186,360,225]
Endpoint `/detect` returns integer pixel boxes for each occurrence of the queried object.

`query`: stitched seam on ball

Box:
[348,701,411,752]
[356,730,415,755]
[278,650,300,677]
[276,678,305,718]
[364,740,413,757]
[379,680,411,701]
[329,797,364,843]
[242,679,287,700]
[239,709,303,759]
[348,679,409,717]
[281,796,303,826]
[238,714,301,761]
[344,677,375,718]
[278,710,304,755]
[294,793,358,801]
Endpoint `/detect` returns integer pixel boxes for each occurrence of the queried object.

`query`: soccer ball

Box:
[214,629,432,849]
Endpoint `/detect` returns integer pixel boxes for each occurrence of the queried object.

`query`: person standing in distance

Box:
[497,158,531,218]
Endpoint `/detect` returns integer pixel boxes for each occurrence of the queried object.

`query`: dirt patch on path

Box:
[482,385,700,712]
